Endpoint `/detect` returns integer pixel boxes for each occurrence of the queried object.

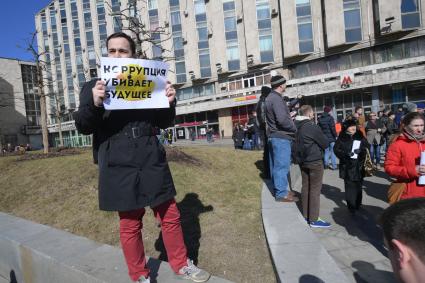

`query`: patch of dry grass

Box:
[0,147,275,283]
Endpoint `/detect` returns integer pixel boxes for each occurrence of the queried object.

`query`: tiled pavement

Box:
[307,167,397,283]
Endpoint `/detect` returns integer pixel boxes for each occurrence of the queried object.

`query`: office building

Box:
[35,0,425,143]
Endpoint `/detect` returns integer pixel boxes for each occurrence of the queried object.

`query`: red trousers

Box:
[118,199,187,281]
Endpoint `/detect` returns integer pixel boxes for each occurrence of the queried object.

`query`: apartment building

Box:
[35,0,425,144]
[0,58,42,149]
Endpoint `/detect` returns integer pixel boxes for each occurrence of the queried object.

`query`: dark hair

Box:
[354,106,363,113]
[401,112,425,128]
[260,86,271,97]
[106,32,136,56]
[380,198,425,264]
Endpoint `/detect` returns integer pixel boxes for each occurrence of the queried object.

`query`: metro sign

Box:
[340,74,354,89]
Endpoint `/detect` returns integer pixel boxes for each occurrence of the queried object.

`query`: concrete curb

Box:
[261,165,350,283]
[0,212,232,283]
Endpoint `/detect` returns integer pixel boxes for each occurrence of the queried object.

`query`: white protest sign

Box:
[350,140,361,159]
[419,151,425,185]
[101,57,169,110]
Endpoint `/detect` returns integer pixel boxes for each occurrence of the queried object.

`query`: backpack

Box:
[256,97,267,130]
[291,123,307,165]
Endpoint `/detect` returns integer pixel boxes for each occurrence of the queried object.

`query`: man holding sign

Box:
[74,32,210,283]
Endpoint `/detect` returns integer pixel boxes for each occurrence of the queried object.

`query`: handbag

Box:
[387,182,406,204]
[363,148,375,177]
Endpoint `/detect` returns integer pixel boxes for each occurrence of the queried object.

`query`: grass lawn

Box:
[0,146,275,283]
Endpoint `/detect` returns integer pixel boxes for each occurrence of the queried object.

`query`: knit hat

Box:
[323,106,332,113]
[403,102,417,113]
[270,75,287,88]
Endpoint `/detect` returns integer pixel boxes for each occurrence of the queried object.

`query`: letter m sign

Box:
[340,74,353,89]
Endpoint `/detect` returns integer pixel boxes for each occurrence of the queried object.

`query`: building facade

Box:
[0,58,42,149]
[35,0,425,143]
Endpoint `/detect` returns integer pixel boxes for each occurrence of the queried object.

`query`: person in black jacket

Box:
[318,106,337,170]
[256,86,271,177]
[334,119,369,214]
[73,32,209,283]
[295,105,331,228]
[232,124,244,149]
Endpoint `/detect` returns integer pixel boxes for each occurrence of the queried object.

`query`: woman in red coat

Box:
[385,112,425,199]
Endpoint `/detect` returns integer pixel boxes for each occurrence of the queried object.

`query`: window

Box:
[343,0,362,43]
[256,0,273,62]
[195,0,211,77]
[401,0,421,29]
[169,0,186,83]
[223,0,240,71]
[296,0,314,53]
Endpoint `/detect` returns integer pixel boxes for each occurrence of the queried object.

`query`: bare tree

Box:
[105,0,174,60]
[24,31,67,153]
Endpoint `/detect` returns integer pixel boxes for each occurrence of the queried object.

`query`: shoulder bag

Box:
[364,148,375,177]
[387,182,406,205]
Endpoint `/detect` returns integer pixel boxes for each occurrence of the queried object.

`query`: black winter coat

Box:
[74,79,177,211]
[232,128,244,147]
[318,112,337,143]
[334,131,369,181]
[295,118,329,164]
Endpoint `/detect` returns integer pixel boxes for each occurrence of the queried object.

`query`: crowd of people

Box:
[1,143,31,155]
[249,72,425,231]
[250,72,425,282]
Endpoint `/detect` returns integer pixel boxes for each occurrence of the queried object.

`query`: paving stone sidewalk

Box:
[303,167,397,283]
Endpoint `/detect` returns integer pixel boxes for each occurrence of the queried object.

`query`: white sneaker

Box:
[177,259,211,282]
[136,275,150,283]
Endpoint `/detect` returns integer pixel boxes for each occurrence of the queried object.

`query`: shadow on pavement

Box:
[298,274,326,283]
[321,184,388,256]
[362,170,391,203]
[352,260,396,283]
[255,159,270,179]
[154,193,213,265]
[9,270,17,283]
[363,178,389,204]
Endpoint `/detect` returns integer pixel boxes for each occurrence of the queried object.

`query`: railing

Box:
[54,135,92,148]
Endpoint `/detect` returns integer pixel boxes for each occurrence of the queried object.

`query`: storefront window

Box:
[207,110,218,123]
[334,93,343,109]
[310,60,327,76]
[404,39,419,58]
[387,43,403,61]
[407,83,425,102]
[362,92,372,106]
[373,45,387,64]
[196,112,206,121]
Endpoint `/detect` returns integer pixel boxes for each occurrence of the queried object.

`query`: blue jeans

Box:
[370,144,381,165]
[268,138,291,199]
[324,142,337,169]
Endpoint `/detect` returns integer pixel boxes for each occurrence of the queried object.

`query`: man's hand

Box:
[416,165,425,176]
[92,80,106,107]
[165,81,176,104]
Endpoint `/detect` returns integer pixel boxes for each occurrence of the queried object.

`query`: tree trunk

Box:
[37,64,49,154]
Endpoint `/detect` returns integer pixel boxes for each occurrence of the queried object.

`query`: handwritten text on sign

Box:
[101,57,169,110]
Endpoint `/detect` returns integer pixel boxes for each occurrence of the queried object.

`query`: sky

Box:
[0,1,52,61]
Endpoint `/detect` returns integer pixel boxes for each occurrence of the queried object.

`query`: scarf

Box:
[403,127,425,142]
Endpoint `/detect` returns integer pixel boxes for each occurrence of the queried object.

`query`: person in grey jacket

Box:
[265,75,298,202]
[365,112,386,168]
[295,105,330,227]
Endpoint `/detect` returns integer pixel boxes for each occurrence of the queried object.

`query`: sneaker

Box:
[177,259,211,282]
[136,275,150,283]
[309,218,331,228]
